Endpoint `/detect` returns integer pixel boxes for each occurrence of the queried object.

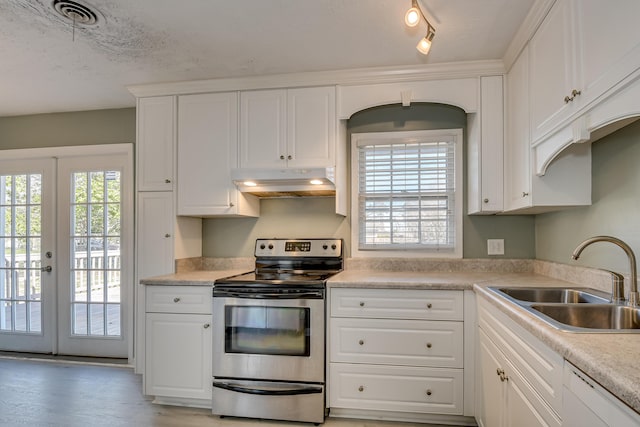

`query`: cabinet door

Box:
[287,86,336,168]
[137,96,175,191]
[177,92,240,216]
[240,89,286,168]
[136,192,174,280]
[504,367,561,427]
[477,329,505,427]
[144,312,212,401]
[504,46,532,211]
[529,0,576,144]
[575,0,640,109]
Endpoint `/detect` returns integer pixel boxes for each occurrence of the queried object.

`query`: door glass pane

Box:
[0,173,43,334]
[224,306,310,356]
[69,170,122,337]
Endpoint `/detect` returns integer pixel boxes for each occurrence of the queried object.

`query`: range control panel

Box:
[255,238,342,257]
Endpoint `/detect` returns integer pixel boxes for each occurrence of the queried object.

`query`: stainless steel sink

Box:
[531,304,640,331]
[492,286,611,304]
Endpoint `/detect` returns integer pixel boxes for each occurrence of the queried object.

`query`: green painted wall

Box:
[0,108,136,149]
[536,119,640,274]
[203,103,536,258]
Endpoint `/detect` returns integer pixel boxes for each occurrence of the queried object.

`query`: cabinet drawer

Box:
[330,288,463,321]
[329,363,463,415]
[330,318,463,368]
[145,285,212,314]
[478,297,563,414]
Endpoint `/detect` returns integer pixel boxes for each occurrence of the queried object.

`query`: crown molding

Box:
[503,0,556,71]
[127,60,505,98]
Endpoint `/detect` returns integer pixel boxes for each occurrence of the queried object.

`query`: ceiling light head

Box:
[416,28,435,55]
[404,6,421,27]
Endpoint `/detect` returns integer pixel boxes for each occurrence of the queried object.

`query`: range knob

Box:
[260,244,266,250]
[331,244,337,250]
[323,244,328,250]
[268,244,274,250]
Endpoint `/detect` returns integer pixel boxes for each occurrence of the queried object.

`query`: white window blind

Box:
[357,135,457,251]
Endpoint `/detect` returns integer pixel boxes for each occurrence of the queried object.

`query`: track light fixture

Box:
[404,0,436,56]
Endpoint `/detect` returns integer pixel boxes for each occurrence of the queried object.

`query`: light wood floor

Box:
[0,356,454,427]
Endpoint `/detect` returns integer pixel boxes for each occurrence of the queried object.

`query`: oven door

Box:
[212,286,325,384]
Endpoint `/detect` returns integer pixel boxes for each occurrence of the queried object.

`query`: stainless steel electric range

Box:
[212,238,343,424]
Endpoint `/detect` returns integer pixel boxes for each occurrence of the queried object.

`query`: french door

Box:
[0,145,133,358]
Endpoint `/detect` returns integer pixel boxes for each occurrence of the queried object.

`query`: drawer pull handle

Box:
[426,303,432,309]
[426,342,432,349]
[358,386,364,392]
[426,389,432,396]
[359,301,365,307]
[203,323,210,329]
[358,340,364,346]
[173,297,181,303]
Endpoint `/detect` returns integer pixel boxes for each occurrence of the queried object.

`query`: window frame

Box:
[350,129,463,258]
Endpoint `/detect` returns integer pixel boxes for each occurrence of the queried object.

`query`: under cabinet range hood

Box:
[231,167,336,197]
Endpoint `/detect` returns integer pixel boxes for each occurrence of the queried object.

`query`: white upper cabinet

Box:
[529,0,576,145]
[504,45,592,214]
[240,86,336,169]
[468,76,504,214]
[177,92,259,217]
[529,0,640,172]
[287,86,336,168]
[136,96,175,191]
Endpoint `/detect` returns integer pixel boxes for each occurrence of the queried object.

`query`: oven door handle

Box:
[213,290,323,299]
[212,380,323,396]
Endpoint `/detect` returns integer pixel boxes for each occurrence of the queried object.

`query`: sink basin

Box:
[492,287,610,304]
[531,304,640,331]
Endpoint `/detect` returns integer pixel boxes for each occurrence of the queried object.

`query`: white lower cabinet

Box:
[329,288,471,424]
[144,285,212,407]
[476,297,562,427]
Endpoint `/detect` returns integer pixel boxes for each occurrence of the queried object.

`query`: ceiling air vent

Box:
[51,0,99,26]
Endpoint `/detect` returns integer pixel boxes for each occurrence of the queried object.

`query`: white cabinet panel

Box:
[145,285,211,314]
[331,318,463,368]
[240,89,287,169]
[331,288,463,321]
[287,86,335,168]
[137,96,175,191]
[329,363,464,415]
[240,87,336,169]
[136,192,174,280]
[177,92,259,217]
[144,312,212,402]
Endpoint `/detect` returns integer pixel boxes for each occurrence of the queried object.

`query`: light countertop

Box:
[139,269,247,286]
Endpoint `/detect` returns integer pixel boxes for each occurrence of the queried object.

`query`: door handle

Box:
[41,266,52,273]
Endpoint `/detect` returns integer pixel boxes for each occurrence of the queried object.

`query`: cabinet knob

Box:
[564,95,572,104]
[165,233,171,238]
[358,339,364,346]
[358,386,364,392]
[280,155,285,160]
[522,192,529,198]
[287,155,292,160]
[229,203,235,207]
[483,198,489,203]
[203,323,210,329]
[426,303,432,309]
[571,89,581,98]
[173,297,181,303]
[359,301,365,307]
[496,368,504,376]
[426,389,432,396]
[165,179,171,184]
[426,342,432,349]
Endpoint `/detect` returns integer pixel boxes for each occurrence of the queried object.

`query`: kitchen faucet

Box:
[571,236,639,306]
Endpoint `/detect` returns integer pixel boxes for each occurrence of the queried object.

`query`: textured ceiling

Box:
[0,0,535,117]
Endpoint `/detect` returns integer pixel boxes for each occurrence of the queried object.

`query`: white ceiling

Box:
[0,0,535,117]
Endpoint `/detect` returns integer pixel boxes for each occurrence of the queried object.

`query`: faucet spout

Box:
[571,235,638,306]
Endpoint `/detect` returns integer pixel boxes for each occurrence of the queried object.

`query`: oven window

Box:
[224,305,310,356]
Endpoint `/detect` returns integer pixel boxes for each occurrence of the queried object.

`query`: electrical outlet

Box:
[487,239,505,256]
